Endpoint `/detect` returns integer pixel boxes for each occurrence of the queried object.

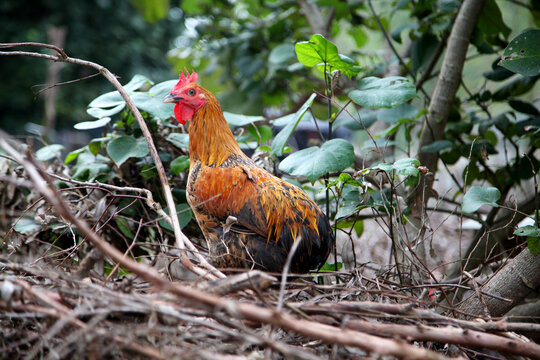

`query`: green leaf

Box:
[115,218,134,239]
[335,186,361,219]
[107,136,149,167]
[377,103,418,123]
[295,34,360,78]
[483,60,515,81]
[411,33,439,75]
[499,29,540,77]
[223,112,265,127]
[269,43,295,64]
[349,76,416,109]
[333,108,377,130]
[130,0,169,23]
[295,34,339,67]
[123,74,153,92]
[88,90,124,108]
[14,217,41,235]
[248,124,273,144]
[508,99,540,116]
[170,155,190,175]
[271,93,316,156]
[87,75,158,120]
[319,262,343,271]
[491,75,538,101]
[514,224,540,238]
[476,0,511,40]
[527,237,540,255]
[87,104,125,119]
[133,79,177,120]
[514,225,540,254]
[374,162,395,172]
[421,140,454,153]
[36,144,64,161]
[65,147,86,164]
[393,158,420,176]
[71,151,112,181]
[88,140,103,156]
[159,203,193,230]
[166,133,189,151]
[279,138,354,183]
[74,117,112,130]
[462,186,501,214]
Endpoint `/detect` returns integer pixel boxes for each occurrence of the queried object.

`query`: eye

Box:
[187,88,196,96]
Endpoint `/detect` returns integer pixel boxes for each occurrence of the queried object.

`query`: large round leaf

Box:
[107,136,149,167]
[462,186,501,214]
[499,29,540,77]
[279,138,354,183]
[349,76,416,109]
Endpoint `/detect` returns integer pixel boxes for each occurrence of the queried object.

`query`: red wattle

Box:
[174,103,194,125]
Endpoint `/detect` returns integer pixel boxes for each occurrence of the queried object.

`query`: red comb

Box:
[177,69,198,87]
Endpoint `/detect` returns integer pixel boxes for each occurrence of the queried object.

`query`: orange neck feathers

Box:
[188,88,242,166]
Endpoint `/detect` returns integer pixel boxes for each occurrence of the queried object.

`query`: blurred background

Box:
[1,0,537,142]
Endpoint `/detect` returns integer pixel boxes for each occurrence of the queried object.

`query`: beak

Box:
[163,94,182,104]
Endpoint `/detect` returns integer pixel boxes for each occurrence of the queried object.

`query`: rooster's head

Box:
[164,70,206,124]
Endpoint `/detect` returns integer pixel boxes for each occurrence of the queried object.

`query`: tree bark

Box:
[415,0,486,185]
[457,247,540,318]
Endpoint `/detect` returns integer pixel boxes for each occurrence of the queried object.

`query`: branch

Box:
[345,319,540,359]
[0,42,224,280]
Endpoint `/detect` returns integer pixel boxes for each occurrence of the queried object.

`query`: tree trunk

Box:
[457,248,540,318]
[415,0,485,185]
[43,26,66,139]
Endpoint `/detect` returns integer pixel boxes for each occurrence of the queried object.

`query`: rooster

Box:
[164,70,332,273]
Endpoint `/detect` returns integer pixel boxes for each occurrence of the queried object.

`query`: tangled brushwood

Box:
[1,137,539,359]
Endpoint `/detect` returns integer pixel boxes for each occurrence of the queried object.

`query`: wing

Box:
[192,156,321,243]
[192,158,268,238]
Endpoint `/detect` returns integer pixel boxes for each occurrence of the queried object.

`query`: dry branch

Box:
[345,320,540,359]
